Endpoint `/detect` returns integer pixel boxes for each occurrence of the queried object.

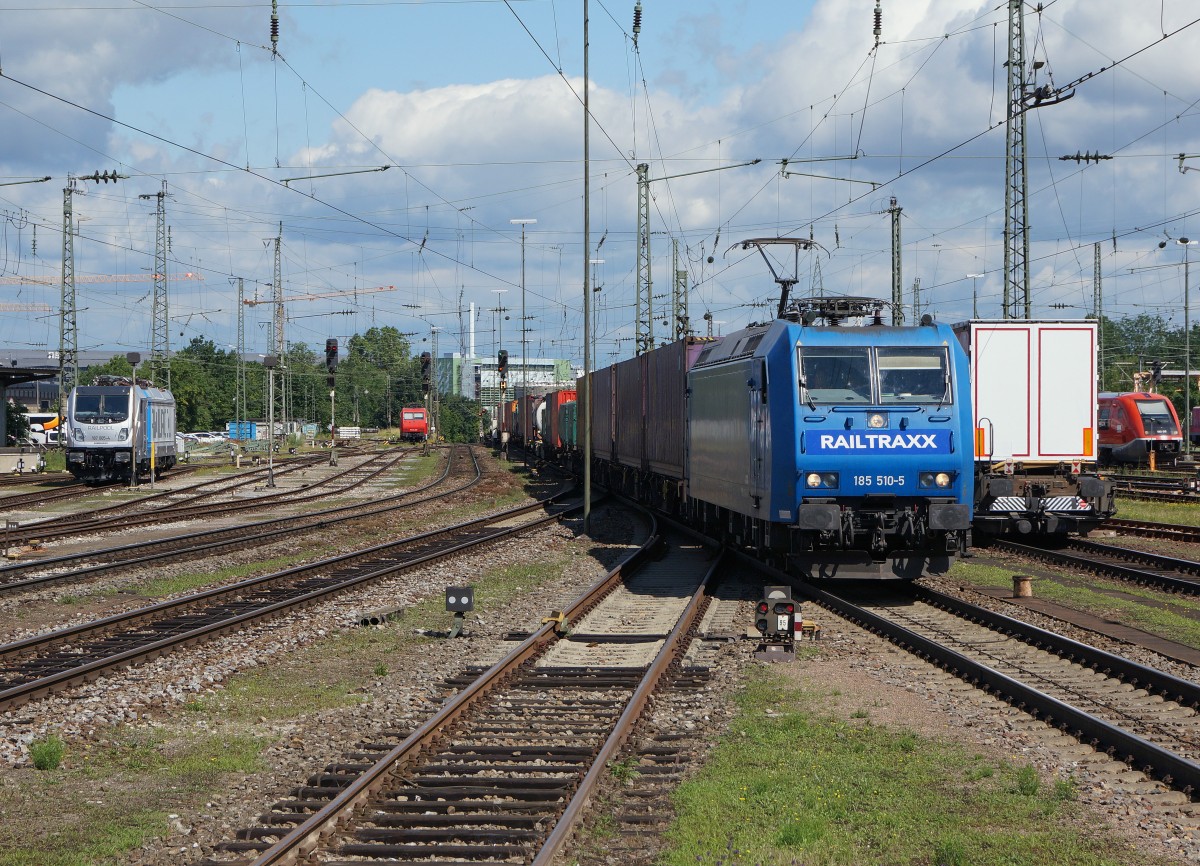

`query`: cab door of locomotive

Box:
[750,358,768,509]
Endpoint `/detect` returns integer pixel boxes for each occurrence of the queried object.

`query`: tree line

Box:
[7,325,484,444]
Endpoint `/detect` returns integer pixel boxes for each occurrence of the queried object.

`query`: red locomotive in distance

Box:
[1097,391,1183,466]
[399,407,429,442]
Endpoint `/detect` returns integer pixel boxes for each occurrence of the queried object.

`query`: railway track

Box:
[0,449,407,546]
[992,536,1200,594]
[1106,471,1200,503]
[199,519,727,866]
[1104,517,1200,543]
[0,447,462,596]
[760,561,1200,805]
[0,456,576,712]
[0,463,209,511]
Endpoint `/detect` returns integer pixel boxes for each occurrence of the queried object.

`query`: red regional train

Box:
[399,407,429,442]
[1097,391,1183,466]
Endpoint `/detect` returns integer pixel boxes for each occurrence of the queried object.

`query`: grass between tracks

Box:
[651,666,1170,866]
[0,541,571,865]
[948,495,1200,649]
[1111,496,1200,526]
[948,558,1200,647]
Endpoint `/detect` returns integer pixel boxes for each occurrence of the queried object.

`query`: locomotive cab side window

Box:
[799,347,872,403]
[878,347,951,404]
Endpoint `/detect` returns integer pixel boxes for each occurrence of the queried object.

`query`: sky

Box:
[0,0,1198,379]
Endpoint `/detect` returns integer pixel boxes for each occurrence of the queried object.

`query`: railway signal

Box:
[420,351,432,394]
[325,338,339,373]
[753,586,796,661]
[446,585,474,638]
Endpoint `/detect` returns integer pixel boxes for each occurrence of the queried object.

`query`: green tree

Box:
[5,399,30,445]
[340,327,418,429]
[80,355,135,385]
[436,393,484,443]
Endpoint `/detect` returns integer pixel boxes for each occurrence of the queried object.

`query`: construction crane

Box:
[0,272,202,286]
[242,285,396,306]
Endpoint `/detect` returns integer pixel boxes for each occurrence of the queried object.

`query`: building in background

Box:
[436,353,579,427]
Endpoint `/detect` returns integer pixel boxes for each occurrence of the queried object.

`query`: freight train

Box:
[514,301,1114,579]
[1097,391,1183,466]
[64,376,178,483]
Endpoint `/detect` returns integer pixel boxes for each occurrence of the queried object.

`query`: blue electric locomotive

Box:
[686,298,974,579]
[579,297,974,580]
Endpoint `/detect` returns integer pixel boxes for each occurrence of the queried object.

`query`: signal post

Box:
[325,338,338,466]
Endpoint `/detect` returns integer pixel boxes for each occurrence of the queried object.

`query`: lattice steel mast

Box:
[58,178,78,404]
[140,181,170,388]
[635,163,653,353]
[1003,0,1031,319]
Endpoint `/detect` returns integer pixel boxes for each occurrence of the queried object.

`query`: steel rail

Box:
[993,538,1200,594]
[0,448,483,660]
[2,455,328,543]
[7,451,389,542]
[0,448,458,593]
[531,549,722,865]
[0,492,578,710]
[1105,518,1200,543]
[245,511,669,866]
[735,550,1200,797]
[912,585,1200,707]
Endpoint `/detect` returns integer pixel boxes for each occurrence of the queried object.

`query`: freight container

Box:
[645,338,707,480]
[543,389,577,453]
[613,354,647,470]
[954,319,1113,537]
[956,320,1098,464]
[589,367,615,462]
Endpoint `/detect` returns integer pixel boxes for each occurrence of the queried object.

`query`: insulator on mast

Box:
[873,1,882,47]
[270,0,279,53]
[632,2,643,45]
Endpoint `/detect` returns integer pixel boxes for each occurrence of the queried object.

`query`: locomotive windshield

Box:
[72,388,131,424]
[1135,398,1180,435]
[877,347,950,404]
[799,346,950,405]
[799,347,872,402]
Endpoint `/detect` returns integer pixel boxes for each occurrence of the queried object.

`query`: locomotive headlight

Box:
[867,413,887,429]
[72,428,85,441]
[806,472,823,488]
[117,429,129,441]
[805,472,839,489]
[919,471,954,488]
[935,472,951,488]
